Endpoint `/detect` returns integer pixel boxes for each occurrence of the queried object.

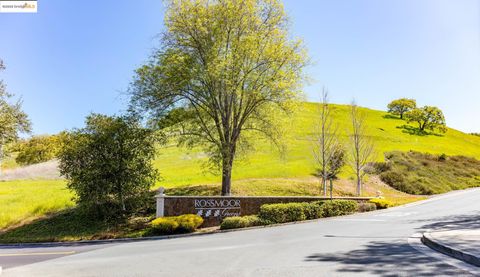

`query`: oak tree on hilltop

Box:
[405,106,447,133]
[387,98,416,119]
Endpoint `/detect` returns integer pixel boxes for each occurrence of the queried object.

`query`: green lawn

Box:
[0,180,73,230]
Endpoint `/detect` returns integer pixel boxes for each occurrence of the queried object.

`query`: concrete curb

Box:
[422,232,480,267]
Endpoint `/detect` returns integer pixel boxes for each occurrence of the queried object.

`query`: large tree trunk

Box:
[322,176,327,196]
[356,172,361,196]
[329,178,333,200]
[221,148,235,196]
[221,164,232,196]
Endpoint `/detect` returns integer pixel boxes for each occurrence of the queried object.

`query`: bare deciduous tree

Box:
[348,101,375,196]
[311,89,341,196]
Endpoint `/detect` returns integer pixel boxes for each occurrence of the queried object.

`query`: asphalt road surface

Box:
[2,188,480,276]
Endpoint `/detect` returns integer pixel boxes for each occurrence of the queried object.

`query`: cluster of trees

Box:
[312,90,375,197]
[13,134,65,166]
[387,98,447,133]
[0,59,31,174]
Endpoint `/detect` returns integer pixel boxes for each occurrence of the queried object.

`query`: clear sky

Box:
[0,0,479,134]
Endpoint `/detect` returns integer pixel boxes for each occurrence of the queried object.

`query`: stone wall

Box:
[160,195,373,227]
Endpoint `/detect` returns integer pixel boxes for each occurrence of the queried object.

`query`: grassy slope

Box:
[2,102,479,235]
[156,102,480,188]
[0,180,73,229]
[377,151,480,195]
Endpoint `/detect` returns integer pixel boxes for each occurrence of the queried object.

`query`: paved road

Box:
[2,189,480,276]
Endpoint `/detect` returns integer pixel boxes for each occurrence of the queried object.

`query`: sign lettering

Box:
[194,199,241,218]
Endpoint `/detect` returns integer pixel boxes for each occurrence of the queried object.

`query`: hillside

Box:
[374,151,480,195]
[156,102,480,189]
[2,102,479,231]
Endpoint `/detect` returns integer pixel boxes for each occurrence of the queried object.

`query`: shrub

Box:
[358,202,377,212]
[176,214,204,233]
[372,161,392,173]
[438,153,447,162]
[318,200,358,217]
[149,214,203,235]
[220,215,264,230]
[380,171,405,189]
[303,202,323,220]
[150,218,179,234]
[259,201,359,224]
[58,114,159,219]
[259,203,307,223]
[369,198,393,209]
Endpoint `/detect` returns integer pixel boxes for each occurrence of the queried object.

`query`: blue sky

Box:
[0,0,479,134]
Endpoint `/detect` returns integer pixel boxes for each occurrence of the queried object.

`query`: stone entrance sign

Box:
[194,199,241,218]
[155,188,373,227]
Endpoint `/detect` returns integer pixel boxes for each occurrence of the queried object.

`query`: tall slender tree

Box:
[0,59,31,174]
[348,101,375,196]
[311,89,341,196]
[129,0,307,195]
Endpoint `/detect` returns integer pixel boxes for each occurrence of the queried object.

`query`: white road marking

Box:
[374,212,417,217]
[333,219,386,222]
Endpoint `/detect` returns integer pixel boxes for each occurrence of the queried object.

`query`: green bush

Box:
[369,198,393,209]
[259,203,307,223]
[380,171,405,189]
[358,202,377,212]
[258,200,359,224]
[176,214,204,232]
[379,151,480,195]
[150,218,179,234]
[220,215,264,230]
[303,202,323,220]
[318,200,358,217]
[58,114,159,219]
[149,214,203,235]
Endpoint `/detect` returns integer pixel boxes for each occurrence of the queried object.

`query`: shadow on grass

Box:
[166,185,220,196]
[305,240,463,276]
[0,209,116,243]
[382,114,402,120]
[397,125,444,137]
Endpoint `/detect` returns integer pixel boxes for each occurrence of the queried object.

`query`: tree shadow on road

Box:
[304,240,468,276]
[414,213,480,232]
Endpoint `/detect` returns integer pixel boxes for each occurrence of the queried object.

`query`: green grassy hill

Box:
[156,102,480,189]
[2,102,479,233]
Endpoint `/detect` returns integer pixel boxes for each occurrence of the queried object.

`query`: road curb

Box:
[421,232,480,267]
